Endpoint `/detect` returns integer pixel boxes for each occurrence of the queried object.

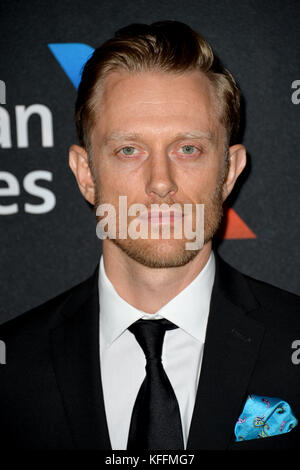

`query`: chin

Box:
[112,237,202,268]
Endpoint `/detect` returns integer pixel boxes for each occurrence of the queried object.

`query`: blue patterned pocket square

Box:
[235,394,298,441]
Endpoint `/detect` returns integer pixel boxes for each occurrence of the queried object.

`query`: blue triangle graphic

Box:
[48,43,94,89]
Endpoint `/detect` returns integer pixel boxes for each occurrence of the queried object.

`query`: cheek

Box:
[96,165,142,200]
[179,167,221,198]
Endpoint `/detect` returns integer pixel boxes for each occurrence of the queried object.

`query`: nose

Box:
[145,152,178,199]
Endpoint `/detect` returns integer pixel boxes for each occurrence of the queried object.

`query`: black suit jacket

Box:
[1,251,300,450]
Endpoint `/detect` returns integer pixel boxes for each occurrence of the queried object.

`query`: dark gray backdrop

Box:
[0,0,299,324]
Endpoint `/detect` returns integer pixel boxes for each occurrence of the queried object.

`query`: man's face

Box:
[74,70,245,268]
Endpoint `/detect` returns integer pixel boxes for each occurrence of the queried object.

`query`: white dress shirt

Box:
[99,251,216,450]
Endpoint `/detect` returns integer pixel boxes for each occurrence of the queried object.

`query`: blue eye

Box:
[181,145,196,154]
[121,146,136,156]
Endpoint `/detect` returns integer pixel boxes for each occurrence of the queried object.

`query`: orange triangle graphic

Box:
[219,206,256,239]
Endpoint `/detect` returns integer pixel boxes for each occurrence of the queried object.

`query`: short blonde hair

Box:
[75,21,240,155]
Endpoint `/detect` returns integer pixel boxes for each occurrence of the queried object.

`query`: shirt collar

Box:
[99,251,215,347]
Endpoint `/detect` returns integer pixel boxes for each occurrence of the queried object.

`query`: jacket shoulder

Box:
[215,253,300,339]
[243,271,300,313]
[0,268,98,336]
[224,259,300,330]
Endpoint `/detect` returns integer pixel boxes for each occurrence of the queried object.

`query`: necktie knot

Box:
[128,318,178,361]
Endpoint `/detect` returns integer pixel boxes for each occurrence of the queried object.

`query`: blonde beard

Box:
[92,159,228,269]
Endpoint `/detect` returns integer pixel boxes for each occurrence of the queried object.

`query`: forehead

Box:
[91,69,223,141]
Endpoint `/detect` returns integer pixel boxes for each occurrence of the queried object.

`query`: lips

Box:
[138,211,183,224]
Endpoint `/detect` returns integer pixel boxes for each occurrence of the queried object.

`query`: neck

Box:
[102,240,212,314]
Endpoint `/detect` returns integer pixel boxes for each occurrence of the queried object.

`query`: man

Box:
[0,20,299,450]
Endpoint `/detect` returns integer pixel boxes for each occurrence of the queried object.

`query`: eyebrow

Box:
[102,131,215,146]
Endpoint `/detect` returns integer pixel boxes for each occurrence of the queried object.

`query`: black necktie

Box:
[127,318,184,450]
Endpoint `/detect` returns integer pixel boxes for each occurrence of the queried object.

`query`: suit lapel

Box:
[50,264,111,450]
[187,253,265,450]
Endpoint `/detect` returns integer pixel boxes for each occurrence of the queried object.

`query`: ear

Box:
[222,144,247,201]
[68,144,95,205]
